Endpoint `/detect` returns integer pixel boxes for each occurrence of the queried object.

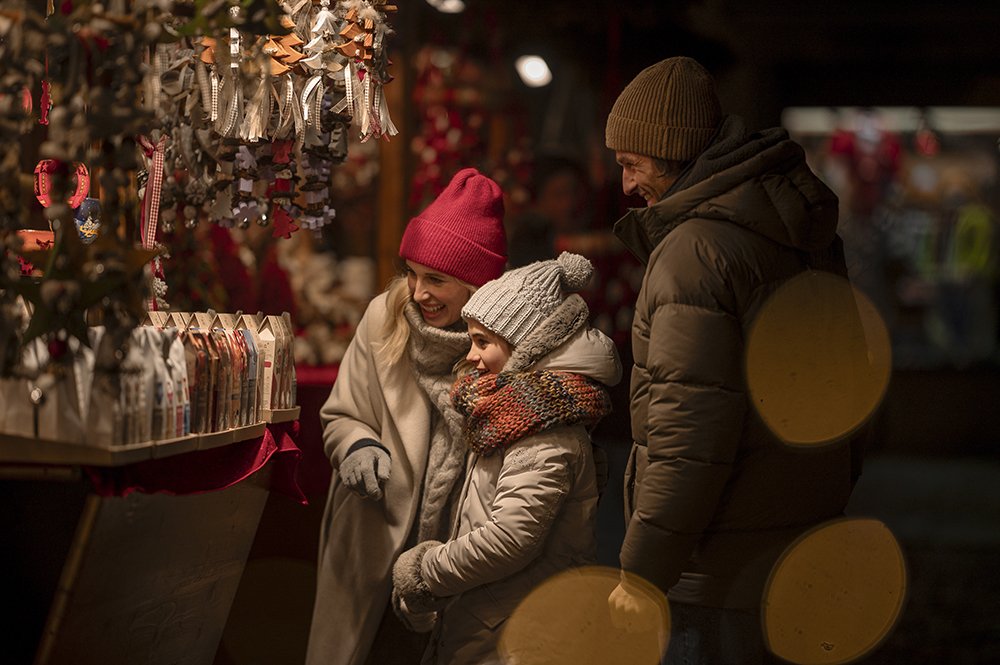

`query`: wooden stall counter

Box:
[1,416,304,665]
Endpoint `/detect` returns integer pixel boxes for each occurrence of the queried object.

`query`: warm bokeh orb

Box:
[762,518,907,664]
[499,566,668,665]
[746,271,891,446]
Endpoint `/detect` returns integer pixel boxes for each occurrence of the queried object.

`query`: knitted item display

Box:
[462,252,593,347]
[451,370,613,457]
[605,56,723,162]
[399,167,508,287]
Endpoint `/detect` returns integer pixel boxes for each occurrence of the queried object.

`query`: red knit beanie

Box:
[399,168,507,287]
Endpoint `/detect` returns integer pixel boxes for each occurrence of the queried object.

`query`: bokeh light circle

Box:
[746,271,891,446]
[762,517,907,664]
[499,566,667,665]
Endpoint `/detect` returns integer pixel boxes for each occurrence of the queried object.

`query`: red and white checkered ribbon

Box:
[137,133,168,309]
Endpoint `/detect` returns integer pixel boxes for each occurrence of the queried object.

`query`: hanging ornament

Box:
[914,113,940,158]
[38,79,51,125]
[73,198,102,243]
[271,206,299,239]
[34,160,90,210]
[335,7,372,61]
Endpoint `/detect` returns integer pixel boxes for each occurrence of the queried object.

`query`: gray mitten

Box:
[393,540,451,614]
[391,586,437,633]
[340,438,391,500]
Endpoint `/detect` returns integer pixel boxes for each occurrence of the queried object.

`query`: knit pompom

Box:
[462,251,595,347]
[558,252,593,292]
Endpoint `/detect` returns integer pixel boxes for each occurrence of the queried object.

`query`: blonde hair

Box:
[378,271,478,367]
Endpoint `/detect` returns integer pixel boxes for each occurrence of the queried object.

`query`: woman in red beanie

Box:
[306,168,508,665]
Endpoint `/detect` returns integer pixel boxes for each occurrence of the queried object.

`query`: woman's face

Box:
[465,319,512,374]
[405,260,471,328]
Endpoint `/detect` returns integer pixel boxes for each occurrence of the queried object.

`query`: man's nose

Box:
[622,170,636,195]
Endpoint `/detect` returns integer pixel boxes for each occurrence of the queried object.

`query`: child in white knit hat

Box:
[392,251,622,665]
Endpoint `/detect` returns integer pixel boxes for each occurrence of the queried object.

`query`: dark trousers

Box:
[662,601,782,665]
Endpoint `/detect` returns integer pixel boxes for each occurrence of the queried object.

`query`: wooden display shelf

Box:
[263,405,300,423]
[0,422,268,468]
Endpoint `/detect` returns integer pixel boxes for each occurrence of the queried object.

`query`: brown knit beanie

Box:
[605,57,723,161]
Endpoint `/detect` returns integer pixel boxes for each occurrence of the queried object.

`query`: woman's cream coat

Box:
[306,292,436,665]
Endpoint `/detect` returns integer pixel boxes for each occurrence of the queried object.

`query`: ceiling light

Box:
[426,0,466,12]
[515,55,552,88]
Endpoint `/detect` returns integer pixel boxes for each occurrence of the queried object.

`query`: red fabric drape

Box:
[85,421,306,504]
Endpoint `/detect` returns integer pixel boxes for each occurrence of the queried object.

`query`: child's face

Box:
[466,319,512,374]
[405,260,471,328]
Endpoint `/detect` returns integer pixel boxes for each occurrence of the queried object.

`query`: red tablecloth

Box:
[295,364,339,386]
[85,421,307,504]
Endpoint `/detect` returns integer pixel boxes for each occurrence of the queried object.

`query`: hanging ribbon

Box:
[290,76,305,151]
[147,44,169,112]
[137,134,168,310]
[359,71,375,141]
[196,59,213,117]
[241,70,271,142]
[376,82,398,138]
[210,68,220,124]
[216,21,243,137]
[217,71,243,137]
[331,67,351,115]
[271,73,296,139]
[301,74,324,127]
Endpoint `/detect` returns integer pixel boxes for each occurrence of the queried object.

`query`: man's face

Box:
[615,151,678,206]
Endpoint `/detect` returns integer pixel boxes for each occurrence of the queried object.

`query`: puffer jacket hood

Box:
[614,115,840,265]
[501,293,622,387]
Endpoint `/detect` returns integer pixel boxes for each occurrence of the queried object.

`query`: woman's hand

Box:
[340,438,391,500]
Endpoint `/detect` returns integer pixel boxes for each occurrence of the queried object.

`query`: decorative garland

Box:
[147,0,397,247]
[0,0,376,377]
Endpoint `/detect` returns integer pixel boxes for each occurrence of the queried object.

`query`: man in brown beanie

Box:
[604,57,866,663]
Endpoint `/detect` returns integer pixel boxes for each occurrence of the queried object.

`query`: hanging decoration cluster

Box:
[0,0,169,378]
[147,0,398,243]
[0,0,397,379]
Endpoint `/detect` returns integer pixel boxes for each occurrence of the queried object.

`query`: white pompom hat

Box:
[462,251,594,346]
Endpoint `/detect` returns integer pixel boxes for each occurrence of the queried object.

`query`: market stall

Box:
[0,0,397,662]
[1,412,301,665]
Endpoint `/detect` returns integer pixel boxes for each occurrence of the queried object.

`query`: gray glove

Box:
[340,438,391,500]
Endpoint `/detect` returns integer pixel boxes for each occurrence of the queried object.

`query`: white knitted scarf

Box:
[403,302,469,543]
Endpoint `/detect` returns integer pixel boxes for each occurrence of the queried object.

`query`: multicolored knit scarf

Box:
[450,370,613,457]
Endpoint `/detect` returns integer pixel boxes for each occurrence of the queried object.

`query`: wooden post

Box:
[376,49,409,292]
